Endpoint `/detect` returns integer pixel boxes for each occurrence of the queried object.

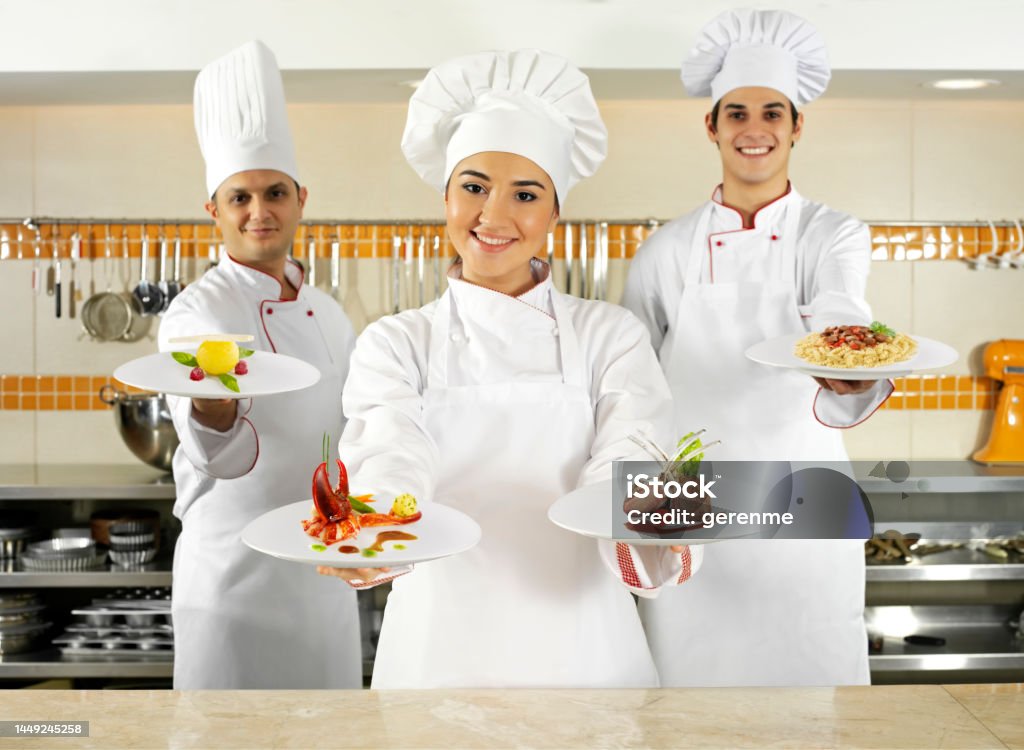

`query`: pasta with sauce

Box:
[795,323,917,368]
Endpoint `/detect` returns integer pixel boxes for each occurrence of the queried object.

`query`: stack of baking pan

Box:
[107,522,159,567]
[53,589,172,659]
[0,591,51,655]
[19,537,107,571]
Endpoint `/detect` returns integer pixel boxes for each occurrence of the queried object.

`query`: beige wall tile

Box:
[909,410,990,460]
[843,410,913,461]
[911,262,1024,374]
[864,260,914,335]
[0,108,34,218]
[34,105,205,219]
[912,101,1024,220]
[792,100,913,221]
[0,412,36,464]
[573,100,720,221]
[36,410,140,464]
[0,260,37,373]
[291,103,440,221]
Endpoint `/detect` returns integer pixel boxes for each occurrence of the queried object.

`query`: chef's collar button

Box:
[450,333,466,343]
[266,307,274,315]
[771,234,779,241]
[307,309,314,317]
[715,240,724,247]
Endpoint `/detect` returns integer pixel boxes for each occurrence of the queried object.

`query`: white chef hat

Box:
[681,9,830,107]
[401,49,607,204]
[194,40,300,198]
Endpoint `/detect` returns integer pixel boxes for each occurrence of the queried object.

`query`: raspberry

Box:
[234,360,248,375]
[189,367,205,381]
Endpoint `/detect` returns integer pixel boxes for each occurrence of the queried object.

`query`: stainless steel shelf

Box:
[857,462,1024,494]
[866,605,1024,673]
[0,559,173,588]
[0,648,172,679]
[867,546,1024,581]
[0,464,175,501]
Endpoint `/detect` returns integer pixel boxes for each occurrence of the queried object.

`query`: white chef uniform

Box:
[622,10,892,687]
[339,49,701,689]
[158,40,361,689]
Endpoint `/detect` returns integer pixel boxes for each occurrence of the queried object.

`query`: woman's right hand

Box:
[317,565,392,587]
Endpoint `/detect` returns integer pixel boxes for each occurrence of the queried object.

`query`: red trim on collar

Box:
[225,252,305,301]
[710,182,793,229]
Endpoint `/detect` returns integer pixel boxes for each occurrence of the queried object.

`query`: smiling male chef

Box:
[157,40,360,689]
[621,9,892,687]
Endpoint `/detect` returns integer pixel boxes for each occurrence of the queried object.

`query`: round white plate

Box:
[242,499,482,568]
[548,480,752,546]
[744,333,958,381]
[113,351,321,399]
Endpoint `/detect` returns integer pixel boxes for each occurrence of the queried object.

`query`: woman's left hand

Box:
[812,377,875,395]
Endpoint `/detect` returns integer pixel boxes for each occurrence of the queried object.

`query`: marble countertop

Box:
[0,684,1020,749]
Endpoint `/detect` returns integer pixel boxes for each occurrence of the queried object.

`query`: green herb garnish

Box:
[310,544,326,552]
[361,548,378,558]
[217,373,240,393]
[393,544,407,550]
[238,347,254,358]
[172,352,198,367]
[670,431,705,477]
[870,321,897,337]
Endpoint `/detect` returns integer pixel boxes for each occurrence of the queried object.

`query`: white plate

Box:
[744,333,958,381]
[113,351,321,399]
[241,499,482,568]
[548,480,751,546]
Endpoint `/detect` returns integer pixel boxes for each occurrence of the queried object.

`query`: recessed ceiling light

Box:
[399,79,424,89]
[927,78,1001,90]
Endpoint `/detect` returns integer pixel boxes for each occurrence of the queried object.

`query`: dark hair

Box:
[709,100,799,131]
[211,178,302,203]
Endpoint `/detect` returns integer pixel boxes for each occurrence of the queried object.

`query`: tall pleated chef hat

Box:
[681,8,830,107]
[194,40,299,198]
[401,49,607,204]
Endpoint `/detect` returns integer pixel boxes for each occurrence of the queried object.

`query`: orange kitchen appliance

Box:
[973,339,1024,465]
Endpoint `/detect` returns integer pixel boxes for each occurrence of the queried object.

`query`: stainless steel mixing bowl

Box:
[99,385,179,472]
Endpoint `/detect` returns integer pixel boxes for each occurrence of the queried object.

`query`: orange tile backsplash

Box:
[0,373,1001,411]
[1,221,1019,263]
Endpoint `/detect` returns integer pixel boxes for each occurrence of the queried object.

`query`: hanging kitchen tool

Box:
[163,229,183,307]
[80,227,138,342]
[22,218,41,295]
[433,234,443,301]
[69,232,82,319]
[330,234,340,299]
[404,226,415,310]
[156,232,171,312]
[578,223,588,299]
[132,227,164,316]
[564,223,573,296]
[391,234,401,314]
[342,227,369,333]
[417,234,426,307]
[46,222,58,297]
[307,231,317,288]
[1007,219,1024,269]
[53,229,62,318]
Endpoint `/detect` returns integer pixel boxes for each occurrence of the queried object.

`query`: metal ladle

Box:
[132,226,164,316]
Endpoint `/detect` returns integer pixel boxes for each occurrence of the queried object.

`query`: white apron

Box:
[172,290,361,689]
[640,200,869,687]
[371,288,658,688]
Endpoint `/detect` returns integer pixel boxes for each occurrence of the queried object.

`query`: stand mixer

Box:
[973,339,1024,465]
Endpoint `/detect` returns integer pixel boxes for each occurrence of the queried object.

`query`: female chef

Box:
[621,10,892,687]
[320,49,700,688]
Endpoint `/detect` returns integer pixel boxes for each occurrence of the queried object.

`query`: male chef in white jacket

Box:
[622,10,892,687]
[158,40,361,689]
